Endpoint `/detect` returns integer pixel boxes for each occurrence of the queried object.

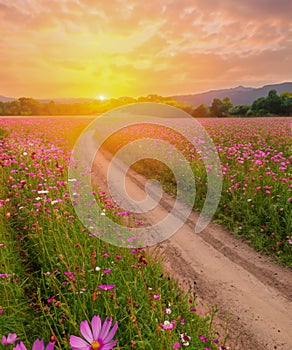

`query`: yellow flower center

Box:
[91,340,101,349]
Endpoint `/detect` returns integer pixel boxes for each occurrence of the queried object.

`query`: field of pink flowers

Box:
[103,117,291,265]
[0,117,231,350]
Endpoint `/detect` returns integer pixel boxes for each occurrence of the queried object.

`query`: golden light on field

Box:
[0,1,291,99]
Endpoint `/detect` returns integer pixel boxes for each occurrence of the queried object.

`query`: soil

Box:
[80,133,292,350]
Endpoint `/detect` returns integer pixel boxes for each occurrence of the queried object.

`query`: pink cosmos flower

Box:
[160,320,175,330]
[98,285,115,291]
[2,333,19,345]
[70,315,118,350]
[13,339,55,350]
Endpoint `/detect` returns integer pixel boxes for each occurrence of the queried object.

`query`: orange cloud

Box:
[0,0,291,99]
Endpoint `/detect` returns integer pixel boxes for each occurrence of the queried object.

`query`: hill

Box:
[171,82,292,106]
[0,95,16,102]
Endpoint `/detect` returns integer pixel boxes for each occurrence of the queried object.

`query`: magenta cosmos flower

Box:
[70,315,118,350]
[13,339,55,350]
[2,333,19,345]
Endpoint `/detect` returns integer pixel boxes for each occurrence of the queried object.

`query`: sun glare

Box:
[98,95,105,101]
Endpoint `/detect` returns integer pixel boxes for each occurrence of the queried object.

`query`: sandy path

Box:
[79,133,292,350]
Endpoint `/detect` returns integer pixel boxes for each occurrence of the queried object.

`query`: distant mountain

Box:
[1,82,292,106]
[171,82,292,107]
[0,95,16,102]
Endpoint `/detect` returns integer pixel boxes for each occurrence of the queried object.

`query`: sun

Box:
[98,95,105,101]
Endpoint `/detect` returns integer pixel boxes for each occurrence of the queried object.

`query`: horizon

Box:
[1,81,291,101]
[0,1,292,99]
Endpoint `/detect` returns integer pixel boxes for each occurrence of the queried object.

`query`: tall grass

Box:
[0,119,227,350]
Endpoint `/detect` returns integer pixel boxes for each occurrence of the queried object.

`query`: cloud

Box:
[0,0,291,98]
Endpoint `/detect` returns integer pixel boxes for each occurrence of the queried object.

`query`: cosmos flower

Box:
[98,285,115,291]
[2,333,19,345]
[160,320,175,330]
[70,315,118,350]
[13,339,55,350]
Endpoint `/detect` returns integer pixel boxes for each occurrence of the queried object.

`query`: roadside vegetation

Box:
[0,118,230,350]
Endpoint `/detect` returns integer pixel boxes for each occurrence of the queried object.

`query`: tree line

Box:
[0,90,291,117]
[192,90,292,118]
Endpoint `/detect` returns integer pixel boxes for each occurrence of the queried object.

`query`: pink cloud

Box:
[0,0,291,98]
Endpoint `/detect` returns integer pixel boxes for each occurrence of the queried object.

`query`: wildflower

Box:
[153,294,160,299]
[47,295,55,303]
[199,335,208,342]
[173,342,180,349]
[181,333,191,347]
[165,307,172,314]
[64,271,76,281]
[98,285,115,291]
[13,339,55,350]
[2,333,19,345]
[180,318,185,326]
[160,320,175,330]
[70,315,118,350]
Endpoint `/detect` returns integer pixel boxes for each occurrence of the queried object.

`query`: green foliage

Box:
[0,121,224,350]
[251,90,292,116]
[210,98,231,117]
[191,104,211,118]
[0,95,194,117]
[230,105,250,117]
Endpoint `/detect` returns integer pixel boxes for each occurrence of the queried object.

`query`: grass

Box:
[0,118,228,350]
[99,117,292,266]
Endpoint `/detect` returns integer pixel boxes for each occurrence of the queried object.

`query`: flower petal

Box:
[102,339,118,350]
[91,315,102,340]
[32,339,44,350]
[45,342,55,350]
[99,317,112,340]
[80,320,93,343]
[103,321,118,344]
[13,342,27,350]
[69,335,91,350]
[2,333,18,345]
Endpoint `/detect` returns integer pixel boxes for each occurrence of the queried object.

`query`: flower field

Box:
[0,117,228,350]
[104,117,291,265]
[0,116,291,349]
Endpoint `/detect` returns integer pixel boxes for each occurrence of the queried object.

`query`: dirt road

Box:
[87,145,292,350]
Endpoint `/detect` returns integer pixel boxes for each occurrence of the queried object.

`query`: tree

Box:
[280,92,292,116]
[210,98,229,117]
[18,97,42,115]
[222,97,233,112]
[230,105,250,117]
[251,96,267,116]
[192,104,211,118]
[265,89,281,115]
[3,100,20,115]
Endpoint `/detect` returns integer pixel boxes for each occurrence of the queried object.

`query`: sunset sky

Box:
[0,0,291,99]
